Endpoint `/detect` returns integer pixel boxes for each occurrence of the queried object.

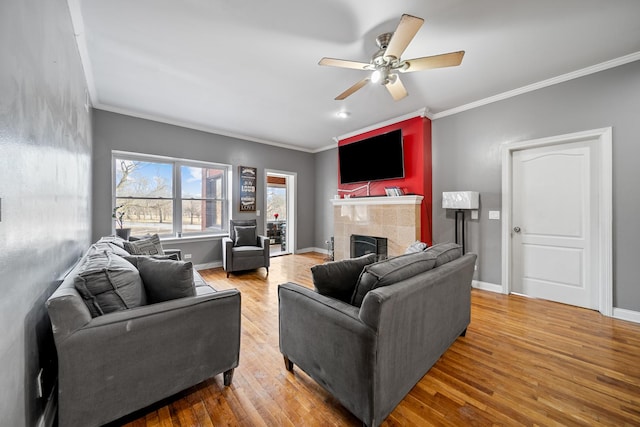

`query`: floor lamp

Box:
[443,191,479,254]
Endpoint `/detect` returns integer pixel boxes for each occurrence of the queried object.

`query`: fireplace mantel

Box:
[331,195,423,261]
[330,195,423,206]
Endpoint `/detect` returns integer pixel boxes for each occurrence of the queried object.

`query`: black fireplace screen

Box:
[350,235,388,260]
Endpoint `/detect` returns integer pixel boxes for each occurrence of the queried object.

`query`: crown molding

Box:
[93,103,317,153]
[333,107,429,143]
[431,51,640,120]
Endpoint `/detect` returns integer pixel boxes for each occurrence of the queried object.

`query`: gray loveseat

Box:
[278,243,476,427]
[46,236,241,427]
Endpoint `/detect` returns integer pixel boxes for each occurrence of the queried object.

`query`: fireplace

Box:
[351,234,388,260]
[331,195,423,261]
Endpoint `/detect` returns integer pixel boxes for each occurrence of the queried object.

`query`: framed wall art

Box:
[239,166,257,211]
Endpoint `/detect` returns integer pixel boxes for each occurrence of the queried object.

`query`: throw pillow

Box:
[405,240,428,254]
[351,251,438,307]
[234,225,257,247]
[74,251,147,317]
[425,242,463,267]
[122,253,179,269]
[135,256,196,303]
[123,233,164,255]
[310,253,378,303]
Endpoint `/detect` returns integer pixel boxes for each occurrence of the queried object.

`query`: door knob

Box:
[513,226,521,233]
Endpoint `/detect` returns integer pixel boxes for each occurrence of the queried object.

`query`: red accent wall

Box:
[338,116,432,244]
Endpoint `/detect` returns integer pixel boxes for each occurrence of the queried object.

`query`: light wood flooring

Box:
[115,252,640,426]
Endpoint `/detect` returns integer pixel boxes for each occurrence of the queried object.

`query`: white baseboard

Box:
[297,247,328,255]
[470,282,640,324]
[472,280,503,293]
[194,261,222,270]
[37,384,57,427]
[613,307,640,324]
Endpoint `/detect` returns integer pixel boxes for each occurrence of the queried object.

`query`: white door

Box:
[511,139,599,309]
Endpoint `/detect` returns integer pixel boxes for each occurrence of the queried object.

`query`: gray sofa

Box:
[278,243,476,427]
[46,237,241,427]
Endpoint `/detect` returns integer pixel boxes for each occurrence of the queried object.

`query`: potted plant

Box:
[112,205,131,240]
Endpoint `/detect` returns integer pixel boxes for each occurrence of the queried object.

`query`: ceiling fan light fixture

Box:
[371,66,390,85]
[371,69,383,84]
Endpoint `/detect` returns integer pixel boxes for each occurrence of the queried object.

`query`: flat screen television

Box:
[339,129,404,184]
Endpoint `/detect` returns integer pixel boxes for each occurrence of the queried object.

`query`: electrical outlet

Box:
[184,253,192,260]
[489,210,501,220]
[256,210,260,216]
[36,369,44,398]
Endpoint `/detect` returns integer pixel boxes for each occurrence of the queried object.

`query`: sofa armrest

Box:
[222,236,233,270]
[258,234,270,265]
[278,283,375,418]
[278,281,374,359]
[163,248,182,260]
[258,234,269,248]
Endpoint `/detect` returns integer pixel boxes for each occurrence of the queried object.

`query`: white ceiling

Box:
[69,0,640,152]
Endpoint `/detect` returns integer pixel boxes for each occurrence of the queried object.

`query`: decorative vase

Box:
[115,228,131,240]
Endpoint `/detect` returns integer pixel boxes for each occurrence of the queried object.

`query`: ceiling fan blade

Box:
[401,51,465,72]
[384,14,424,60]
[386,76,407,101]
[335,78,370,100]
[319,57,371,70]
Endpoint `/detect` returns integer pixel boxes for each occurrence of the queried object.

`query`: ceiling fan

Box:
[319,13,465,101]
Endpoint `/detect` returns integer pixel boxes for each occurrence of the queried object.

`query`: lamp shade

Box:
[442,191,479,209]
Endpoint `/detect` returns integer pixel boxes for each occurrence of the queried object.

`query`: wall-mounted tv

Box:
[339,129,404,184]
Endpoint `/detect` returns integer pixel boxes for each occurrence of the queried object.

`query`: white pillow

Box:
[405,240,428,254]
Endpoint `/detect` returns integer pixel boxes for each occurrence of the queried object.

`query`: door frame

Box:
[264,169,297,254]
[501,127,613,316]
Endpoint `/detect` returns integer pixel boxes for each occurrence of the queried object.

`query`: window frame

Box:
[112,151,232,238]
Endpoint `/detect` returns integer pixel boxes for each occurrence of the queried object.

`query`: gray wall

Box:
[0,1,92,426]
[314,147,338,251]
[92,110,316,263]
[432,60,640,310]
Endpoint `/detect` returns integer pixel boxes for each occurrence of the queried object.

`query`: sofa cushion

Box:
[425,242,463,267]
[87,239,131,258]
[234,225,257,246]
[74,251,146,317]
[311,253,378,303]
[351,251,438,307]
[231,246,264,258]
[135,256,196,303]
[97,235,128,250]
[123,234,164,255]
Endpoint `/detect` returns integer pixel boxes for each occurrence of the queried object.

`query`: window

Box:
[180,165,226,233]
[113,152,230,238]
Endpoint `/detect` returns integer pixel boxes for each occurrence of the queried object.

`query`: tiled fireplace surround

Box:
[331,195,423,261]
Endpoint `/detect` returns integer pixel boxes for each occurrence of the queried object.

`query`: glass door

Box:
[266,172,291,256]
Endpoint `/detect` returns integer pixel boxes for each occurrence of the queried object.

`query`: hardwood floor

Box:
[116,252,640,426]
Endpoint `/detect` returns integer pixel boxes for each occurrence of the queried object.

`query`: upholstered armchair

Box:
[222,219,270,277]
